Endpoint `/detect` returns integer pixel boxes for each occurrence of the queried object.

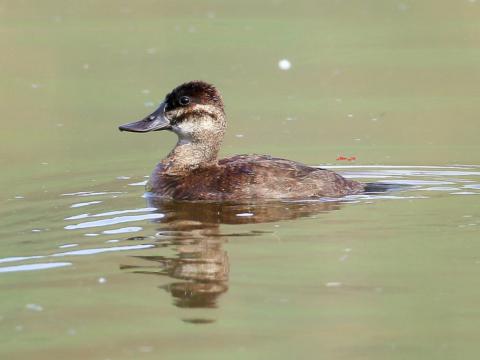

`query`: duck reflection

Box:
[121,198,343,309]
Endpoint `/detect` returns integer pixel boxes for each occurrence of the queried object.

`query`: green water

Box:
[1,1,480,359]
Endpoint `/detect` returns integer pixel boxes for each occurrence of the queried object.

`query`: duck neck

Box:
[162,137,222,175]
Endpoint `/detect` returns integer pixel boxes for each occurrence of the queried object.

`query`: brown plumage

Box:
[119,81,366,200]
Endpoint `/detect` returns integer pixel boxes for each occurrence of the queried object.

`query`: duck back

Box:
[148,155,365,201]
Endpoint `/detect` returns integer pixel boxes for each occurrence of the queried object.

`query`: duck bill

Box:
[119,103,171,133]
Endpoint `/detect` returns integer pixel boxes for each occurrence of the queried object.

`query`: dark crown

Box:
[168,81,224,112]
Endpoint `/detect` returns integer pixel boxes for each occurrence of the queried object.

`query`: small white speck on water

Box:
[67,328,77,336]
[335,98,343,103]
[31,229,42,232]
[82,63,90,70]
[106,239,120,243]
[235,134,244,138]
[141,89,150,95]
[116,176,131,180]
[41,162,48,165]
[146,48,157,54]
[347,114,354,118]
[15,325,23,332]
[371,118,378,122]
[325,282,342,287]
[84,233,99,237]
[339,255,349,262]
[236,212,254,217]
[354,138,361,141]
[14,196,24,199]
[57,123,64,127]
[31,83,40,89]
[98,277,107,284]
[278,59,291,70]
[26,304,43,312]
[144,101,155,107]
[139,346,153,353]
[344,248,352,252]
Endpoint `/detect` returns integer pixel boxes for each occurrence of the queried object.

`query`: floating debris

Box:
[26,304,43,312]
[278,59,291,70]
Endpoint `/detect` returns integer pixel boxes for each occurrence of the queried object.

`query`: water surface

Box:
[1,1,480,359]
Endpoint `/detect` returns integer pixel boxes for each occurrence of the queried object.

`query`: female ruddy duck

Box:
[119,81,365,200]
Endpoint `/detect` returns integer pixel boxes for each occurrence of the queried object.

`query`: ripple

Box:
[0,262,72,274]
[380,180,455,185]
[463,184,480,190]
[64,213,164,230]
[129,181,148,186]
[343,175,397,179]
[0,256,45,264]
[65,214,89,220]
[424,187,461,191]
[348,195,428,200]
[93,207,157,218]
[102,227,142,234]
[52,244,154,256]
[62,191,123,197]
[65,207,157,221]
[71,201,102,208]
[323,165,475,169]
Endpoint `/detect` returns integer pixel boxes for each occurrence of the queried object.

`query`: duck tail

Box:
[363,182,409,193]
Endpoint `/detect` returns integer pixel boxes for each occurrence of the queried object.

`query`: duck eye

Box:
[179,96,190,106]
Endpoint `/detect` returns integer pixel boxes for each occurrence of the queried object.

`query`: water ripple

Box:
[52,244,154,257]
[0,262,72,273]
[64,213,164,230]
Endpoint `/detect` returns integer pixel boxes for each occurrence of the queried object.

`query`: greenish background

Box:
[1,1,480,359]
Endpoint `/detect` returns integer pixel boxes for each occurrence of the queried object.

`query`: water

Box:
[1,166,480,359]
[2,1,480,359]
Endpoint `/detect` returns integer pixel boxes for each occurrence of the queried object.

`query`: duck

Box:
[119,80,366,200]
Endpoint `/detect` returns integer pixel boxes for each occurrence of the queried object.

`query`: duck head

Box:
[119,81,226,144]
